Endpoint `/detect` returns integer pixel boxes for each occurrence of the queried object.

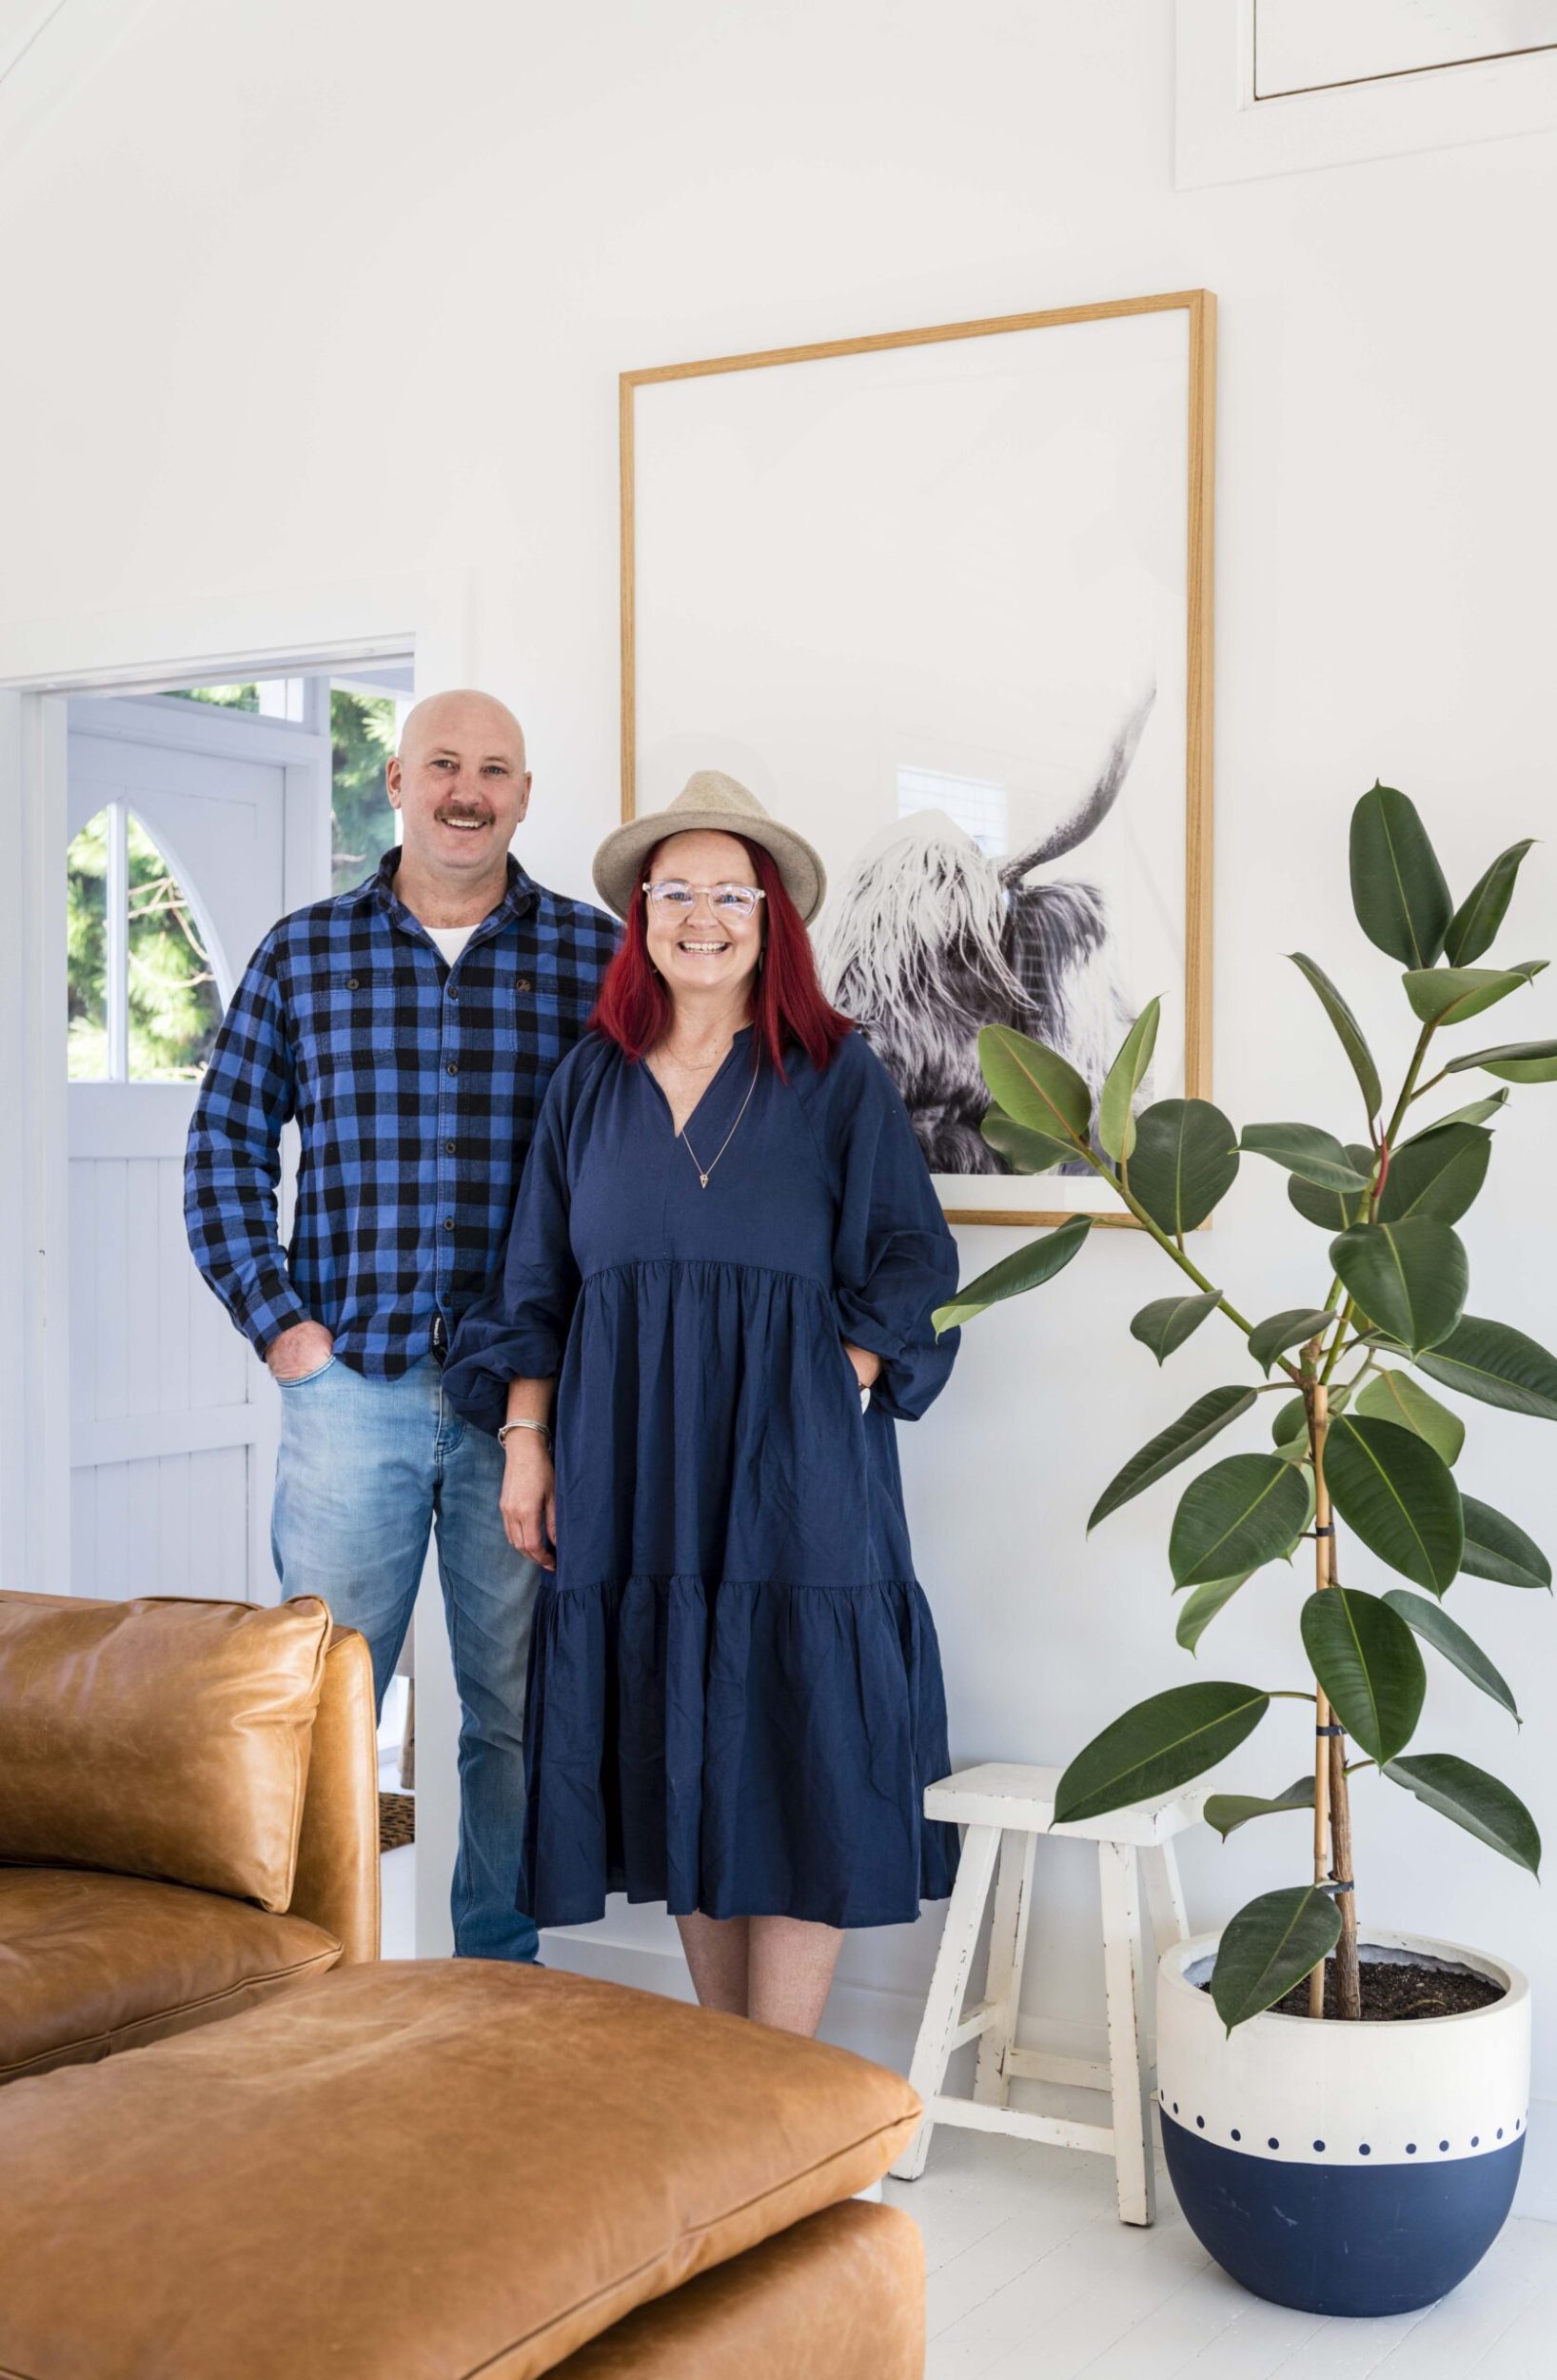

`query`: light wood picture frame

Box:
[621,288,1215,1227]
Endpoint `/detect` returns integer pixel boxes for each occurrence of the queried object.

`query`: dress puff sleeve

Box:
[830,1035,961,1422]
[443,1072,579,1439]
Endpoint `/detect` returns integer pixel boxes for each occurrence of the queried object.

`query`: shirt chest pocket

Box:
[295,975,421,1079]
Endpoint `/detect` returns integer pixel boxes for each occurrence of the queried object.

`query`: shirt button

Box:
[446,1061,459,1076]
[345,977,359,990]
[447,985,459,1001]
[443,1217,455,1231]
[444,1139,456,1154]
[516,977,531,993]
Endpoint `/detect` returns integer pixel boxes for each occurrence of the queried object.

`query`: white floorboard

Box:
[889,2126,1557,2380]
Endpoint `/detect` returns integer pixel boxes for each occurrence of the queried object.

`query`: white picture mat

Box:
[631,307,1193,1219]
[1254,0,1557,97]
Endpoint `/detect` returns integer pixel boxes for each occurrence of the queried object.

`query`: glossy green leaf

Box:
[1403,962,1546,1029]
[1288,1144,1374,1231]
[1330,1219,1468,1352]
[1445,840,1536,966]
[1460,1496,1552,1591]
[1375,1122,1490,1227]
[1384,1591,1519,1721]
[1402,1088,1509,1138]
[1354,1369,1465,1465]
[1241,1122,1373,1193]
[1385,1755,1541,1875]
[1323,1416,1465,1595]
[1175,1572,1254,1654]
[980,1110,1076,1175]
[1130,1290,1222,1365]
[1128,1100,1240,1235]
[1444,1040,1557,1083]
[932,1218,1092,1332]
[1203,1778,1314,1840]
[1169,1455,1312,1588]
[1414,1314,1557,1420]
[1271,1395,1310,1456]
[1288,952,1382,1121]
[1210,1886,1343,2032]
[978,1023,1091,1146]
[1247,1307,1336,1376]
[1088,1386,1258,1532]
[1350,783,1452,969]
[1098,997,1161,1164]
[1301,1586,1426,1765]
[1053,1682,1271,1825]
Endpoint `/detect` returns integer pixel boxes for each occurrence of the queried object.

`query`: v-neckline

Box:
[643,1025,757,1144]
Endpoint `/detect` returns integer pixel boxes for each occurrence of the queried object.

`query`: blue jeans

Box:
[270,1355,540,1962]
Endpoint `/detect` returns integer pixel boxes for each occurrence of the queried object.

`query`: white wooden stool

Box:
[893,1762,1206,2226]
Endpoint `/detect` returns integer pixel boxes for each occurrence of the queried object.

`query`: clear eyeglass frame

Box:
[641,880,767,921]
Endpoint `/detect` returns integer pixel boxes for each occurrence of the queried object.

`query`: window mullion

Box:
[107,800,128,1083]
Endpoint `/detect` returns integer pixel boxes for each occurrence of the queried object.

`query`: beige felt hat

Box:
[592,771,827,925]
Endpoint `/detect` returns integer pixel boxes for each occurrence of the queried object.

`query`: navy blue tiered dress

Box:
[444,1023,961,1931]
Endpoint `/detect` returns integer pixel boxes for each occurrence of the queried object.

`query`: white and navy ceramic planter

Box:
[1156,1930,1530,2318]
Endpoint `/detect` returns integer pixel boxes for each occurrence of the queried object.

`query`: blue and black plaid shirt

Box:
[186,850,620,1373]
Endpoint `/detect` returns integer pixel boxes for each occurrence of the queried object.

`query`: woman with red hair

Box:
[446,772,959,2035]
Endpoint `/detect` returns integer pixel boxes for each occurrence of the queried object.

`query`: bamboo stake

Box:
[1326,1521,1362,2019]
[1309,1382,1333,2021]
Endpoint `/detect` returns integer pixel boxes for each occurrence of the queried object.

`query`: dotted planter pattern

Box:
[1156,1930,1531,2318]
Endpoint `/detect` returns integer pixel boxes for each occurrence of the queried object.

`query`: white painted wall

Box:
[3,0,1554,2209]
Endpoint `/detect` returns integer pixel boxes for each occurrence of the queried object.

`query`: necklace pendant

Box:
[699,1172,709,1188]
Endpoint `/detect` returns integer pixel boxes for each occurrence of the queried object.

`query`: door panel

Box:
[67,695,329,1603]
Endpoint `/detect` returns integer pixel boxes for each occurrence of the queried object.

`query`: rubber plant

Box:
[936,784,1550,2029]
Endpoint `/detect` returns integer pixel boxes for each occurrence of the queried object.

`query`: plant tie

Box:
[1315,1723,1343,1737]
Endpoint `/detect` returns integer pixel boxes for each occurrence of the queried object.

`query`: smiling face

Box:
[386,691,532,880]
[643,829,765,1003]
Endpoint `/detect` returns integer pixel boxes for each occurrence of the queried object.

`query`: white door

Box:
[66,692,330,1603]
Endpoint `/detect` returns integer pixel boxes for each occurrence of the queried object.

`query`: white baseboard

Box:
[542,1928,1557,2224]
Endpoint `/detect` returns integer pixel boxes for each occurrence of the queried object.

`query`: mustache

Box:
[435,805,493,823]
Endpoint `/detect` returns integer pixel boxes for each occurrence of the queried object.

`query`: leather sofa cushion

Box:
[0,1960,924,2380]
[552,2200,926,2379]
[0,1592,331,1911]
[0,1868,342,2084]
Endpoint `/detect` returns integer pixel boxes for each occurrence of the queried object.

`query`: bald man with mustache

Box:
[187,691,620,1961]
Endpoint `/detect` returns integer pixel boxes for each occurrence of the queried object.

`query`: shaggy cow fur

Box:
[818,690,1155,1175]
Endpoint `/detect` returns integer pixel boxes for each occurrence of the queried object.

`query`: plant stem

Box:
[1308,1381,1361,2019]
[1309,1382,1334,2021]
[1072,1145,1302,1378]
[1383,1023,1439,1151]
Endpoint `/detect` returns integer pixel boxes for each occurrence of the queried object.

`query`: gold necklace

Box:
[680,1061,760,1189]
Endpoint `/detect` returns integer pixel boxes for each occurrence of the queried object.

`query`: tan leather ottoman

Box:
[0,1960,926,2380]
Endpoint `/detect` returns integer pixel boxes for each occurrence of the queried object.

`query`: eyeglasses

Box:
[642,881,766,922]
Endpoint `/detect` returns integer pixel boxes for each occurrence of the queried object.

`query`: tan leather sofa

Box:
[0,1961,928,2379]
[0,1595,927,2376]
[0,1589,379,2086]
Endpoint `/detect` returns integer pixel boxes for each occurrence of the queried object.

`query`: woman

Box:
[444,770,959,2036]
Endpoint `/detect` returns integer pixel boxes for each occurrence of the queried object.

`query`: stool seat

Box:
[894,1763,1208,2226]
[922,1762,1206,1846]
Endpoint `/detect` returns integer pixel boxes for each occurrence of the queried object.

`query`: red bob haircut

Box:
[589,836,852,1077]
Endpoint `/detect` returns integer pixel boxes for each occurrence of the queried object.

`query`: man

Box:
[186,689,619,1961]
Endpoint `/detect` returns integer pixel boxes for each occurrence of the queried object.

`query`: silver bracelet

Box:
[498,1418,553,1454]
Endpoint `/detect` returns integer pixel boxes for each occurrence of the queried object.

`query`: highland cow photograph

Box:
[624,292,1213,1220]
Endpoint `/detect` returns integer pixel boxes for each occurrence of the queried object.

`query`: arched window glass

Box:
[67,806,223,1081]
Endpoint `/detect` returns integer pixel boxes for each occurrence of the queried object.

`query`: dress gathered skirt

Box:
[444,1022,962,1930]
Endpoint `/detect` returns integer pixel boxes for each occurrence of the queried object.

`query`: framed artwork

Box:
[621,288,1215,1226]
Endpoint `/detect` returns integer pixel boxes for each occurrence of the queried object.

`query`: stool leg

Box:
[892,1822,1001,2181]
[974,1827,1036,2109]
[1098,1840,1156,2228]
[1141,1839,1189,1954]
